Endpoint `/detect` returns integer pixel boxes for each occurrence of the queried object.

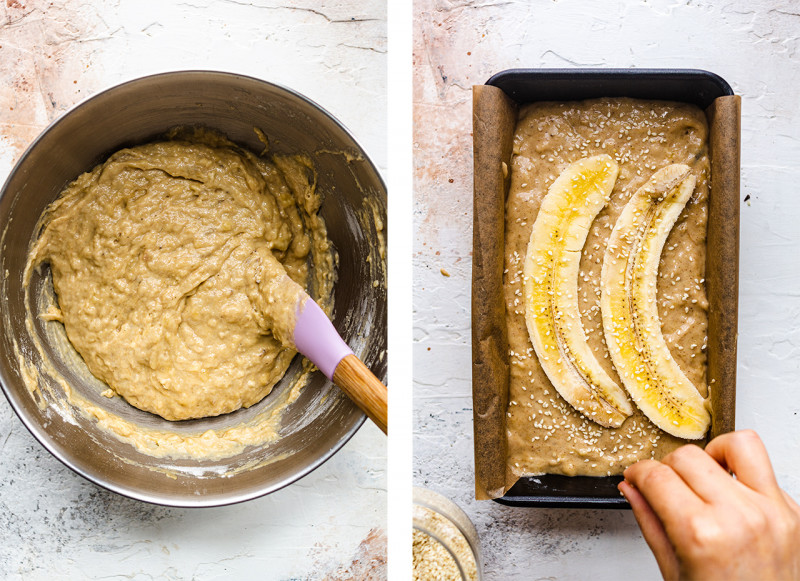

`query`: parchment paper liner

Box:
[471,85,741,500]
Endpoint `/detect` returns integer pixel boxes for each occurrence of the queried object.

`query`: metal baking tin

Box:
[483,68,737,509]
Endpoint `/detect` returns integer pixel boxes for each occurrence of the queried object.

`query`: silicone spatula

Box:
[252,250,388,435]
[293,297,388,434]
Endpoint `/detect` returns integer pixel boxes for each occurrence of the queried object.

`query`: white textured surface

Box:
[413,1,800,579]
[0,1,386,579]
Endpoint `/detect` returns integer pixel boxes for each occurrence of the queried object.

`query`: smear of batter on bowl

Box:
[25,127,335,422]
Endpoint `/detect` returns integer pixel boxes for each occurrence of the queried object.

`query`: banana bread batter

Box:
[505,99,710,477]
[26,128,334,422]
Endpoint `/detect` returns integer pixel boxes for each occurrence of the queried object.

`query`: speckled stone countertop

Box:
[413,1,800,579]
[0,2,386,579]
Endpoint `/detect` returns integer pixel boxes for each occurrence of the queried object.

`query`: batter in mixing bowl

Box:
[26,128,334,421]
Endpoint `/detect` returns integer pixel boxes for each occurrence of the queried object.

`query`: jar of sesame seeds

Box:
[412,487,482,581]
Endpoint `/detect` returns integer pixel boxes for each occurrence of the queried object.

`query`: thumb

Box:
[620,480,680,581]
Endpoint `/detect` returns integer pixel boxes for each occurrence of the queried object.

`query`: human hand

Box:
[619,430,800,581]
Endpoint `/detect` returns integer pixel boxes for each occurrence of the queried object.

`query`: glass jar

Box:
[412,487,483,581]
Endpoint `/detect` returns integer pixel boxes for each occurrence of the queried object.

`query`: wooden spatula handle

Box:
[332,354,388,434]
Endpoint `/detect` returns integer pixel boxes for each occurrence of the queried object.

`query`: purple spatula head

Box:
[293,297,353,380]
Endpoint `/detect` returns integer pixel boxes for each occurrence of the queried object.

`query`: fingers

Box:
[659,443,739,504]
[623,459,706,531]
[619,480,679,581]
[781,490,800,519]
[704,430,782,498]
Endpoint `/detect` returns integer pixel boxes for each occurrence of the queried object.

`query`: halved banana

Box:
[600,164,710,439]
[523,155,634,428]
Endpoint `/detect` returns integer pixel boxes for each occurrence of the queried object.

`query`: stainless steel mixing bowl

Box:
[0,71,386,506]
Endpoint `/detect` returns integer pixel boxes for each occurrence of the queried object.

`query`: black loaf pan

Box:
[485,69,736,509]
